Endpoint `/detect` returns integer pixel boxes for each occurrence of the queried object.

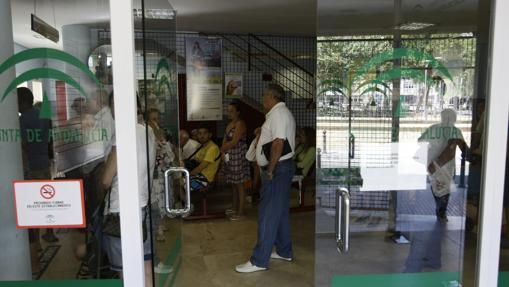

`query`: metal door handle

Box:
[164,167,192,217]
[349,134,355,159]
[335,188,350,253]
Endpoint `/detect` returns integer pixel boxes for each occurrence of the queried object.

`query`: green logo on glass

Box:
[0,48,102,119]
[319,48,452,117]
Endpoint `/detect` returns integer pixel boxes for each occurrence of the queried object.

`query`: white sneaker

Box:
[154,262,173,274]
[235,261,267,273]
[270,252,293,262]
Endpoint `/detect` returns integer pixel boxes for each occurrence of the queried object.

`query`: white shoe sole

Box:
[270,253,293,262]
[235,262,267,273]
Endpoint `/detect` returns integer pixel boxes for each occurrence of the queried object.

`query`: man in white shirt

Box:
[236,84,296,273]
[179,129,201,160]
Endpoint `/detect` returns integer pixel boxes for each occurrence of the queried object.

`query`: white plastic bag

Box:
[430,161,453,197]
[245,138,257,162]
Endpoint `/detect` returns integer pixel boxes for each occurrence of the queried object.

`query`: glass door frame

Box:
[476,0,509,286]
[109,0,147,286]
[110,0,509,287]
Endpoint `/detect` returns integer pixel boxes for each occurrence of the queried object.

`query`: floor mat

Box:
[33,245,61,280]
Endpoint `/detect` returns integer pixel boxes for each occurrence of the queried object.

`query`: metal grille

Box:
[175,32,316,128]
[98,31,316,129]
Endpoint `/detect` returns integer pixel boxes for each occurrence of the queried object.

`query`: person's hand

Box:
[267,170,273,181]
[436,180,446,190]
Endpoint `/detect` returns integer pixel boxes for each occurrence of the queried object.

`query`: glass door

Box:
[317,0,494,286]
[135,1,185,286]
[0,0,128,285]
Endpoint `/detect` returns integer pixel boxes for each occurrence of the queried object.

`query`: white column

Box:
[476,0,509,286]
[0,0,32,280]
[110,0,146,286]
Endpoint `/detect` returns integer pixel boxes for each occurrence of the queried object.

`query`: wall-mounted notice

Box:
[225,73,243,98]
[185,37,223,121]
[13,180,85,228]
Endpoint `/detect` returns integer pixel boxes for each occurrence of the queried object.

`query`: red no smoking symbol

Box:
[40,185,56,199]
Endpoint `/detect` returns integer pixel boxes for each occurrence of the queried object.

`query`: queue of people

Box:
[17,83,316,279]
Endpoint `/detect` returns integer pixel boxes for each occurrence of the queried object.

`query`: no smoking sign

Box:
[13,180,85,228]
[40,184,56,199]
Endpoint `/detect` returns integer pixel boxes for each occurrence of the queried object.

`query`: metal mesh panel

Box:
[99,31,317,129]
[317,35,477,211]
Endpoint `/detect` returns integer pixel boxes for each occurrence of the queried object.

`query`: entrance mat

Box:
[333,272,509,287]
[33,245,61,280]
[333,272,461,287]
[0,280,122,287]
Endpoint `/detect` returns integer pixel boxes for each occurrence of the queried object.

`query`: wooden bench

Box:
[184,178,226,221]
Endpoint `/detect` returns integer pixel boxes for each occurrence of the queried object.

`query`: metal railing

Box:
[219,33,315,100]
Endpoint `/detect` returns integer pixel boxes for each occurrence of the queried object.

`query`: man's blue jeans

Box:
[250,159,295,268]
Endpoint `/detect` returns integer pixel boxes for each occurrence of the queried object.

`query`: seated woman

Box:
[294,127,316,177]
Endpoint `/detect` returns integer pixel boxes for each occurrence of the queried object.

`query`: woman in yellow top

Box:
[294,127,316,177]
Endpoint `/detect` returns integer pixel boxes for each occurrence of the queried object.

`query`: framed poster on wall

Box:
[185,37,223,121]
[225,73,242,98]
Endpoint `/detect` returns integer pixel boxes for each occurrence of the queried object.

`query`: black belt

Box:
[260,158,293,171]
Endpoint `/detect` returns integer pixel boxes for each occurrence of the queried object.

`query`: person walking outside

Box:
[221,100,251,220]
[235,84,296,273]
[418,109,466,222]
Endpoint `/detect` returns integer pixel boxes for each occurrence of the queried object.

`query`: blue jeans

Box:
[250,159,295,268]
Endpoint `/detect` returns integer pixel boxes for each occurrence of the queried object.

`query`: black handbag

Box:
[261,138,292,159]
[102,190,148,241]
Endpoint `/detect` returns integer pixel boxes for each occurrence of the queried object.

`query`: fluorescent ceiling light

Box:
[133,9,175,20]
[395,22,435,31]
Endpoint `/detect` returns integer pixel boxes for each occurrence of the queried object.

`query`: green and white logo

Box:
[319,48,452,117]
[0,48,102,119]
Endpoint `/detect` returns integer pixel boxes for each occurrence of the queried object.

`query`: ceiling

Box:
[318,0,482,35]
[10,0,316,49]
[10,0,483,49]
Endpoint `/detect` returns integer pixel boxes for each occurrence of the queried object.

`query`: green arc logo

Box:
[319,48,452,117]
[155,58,175,95]
[0,48,102,119]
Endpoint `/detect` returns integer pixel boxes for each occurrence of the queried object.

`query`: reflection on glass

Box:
[0,0,124,282]
[88,45,113,85]
[316,0,492,284]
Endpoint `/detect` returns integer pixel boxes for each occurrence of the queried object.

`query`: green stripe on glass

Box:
[168,257,182,287]
[0,280,122,287]
[163,236,182,267]
[156,235,182,286]
[333,272,461,287]
[500,272,509,287]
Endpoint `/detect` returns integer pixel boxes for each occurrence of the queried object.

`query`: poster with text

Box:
[225,73,243,98]
[185,37,223,121]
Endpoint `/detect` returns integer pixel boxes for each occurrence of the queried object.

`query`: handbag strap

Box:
[186,144,203,160]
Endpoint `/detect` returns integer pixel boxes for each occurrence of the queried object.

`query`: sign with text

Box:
[185,37,223,121]
[13,180,85,228]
